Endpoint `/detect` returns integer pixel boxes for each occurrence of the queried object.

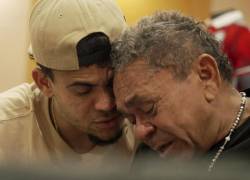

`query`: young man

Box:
[0,0,134,170]
[112,11,250,172]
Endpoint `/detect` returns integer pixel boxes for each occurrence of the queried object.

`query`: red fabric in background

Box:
[209,24,250,73]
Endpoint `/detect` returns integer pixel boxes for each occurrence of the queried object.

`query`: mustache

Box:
[94,108,122,118]
[92,113,122,123]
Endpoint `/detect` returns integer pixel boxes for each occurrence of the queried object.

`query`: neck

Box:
[207,89,248,172]
[213,88,249,145]
[50,98,95,154]
[200,87,248,152]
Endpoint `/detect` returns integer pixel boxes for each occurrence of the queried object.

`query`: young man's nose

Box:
[95,90,115,111]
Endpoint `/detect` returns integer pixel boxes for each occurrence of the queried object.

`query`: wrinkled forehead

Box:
[113,60,158,102]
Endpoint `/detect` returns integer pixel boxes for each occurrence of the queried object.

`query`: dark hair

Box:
[39,32,111,80]
[112,11,233,82]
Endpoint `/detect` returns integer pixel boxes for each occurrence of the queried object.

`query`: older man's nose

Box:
[135,122,155,141]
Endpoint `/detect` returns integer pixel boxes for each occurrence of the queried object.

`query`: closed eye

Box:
[75,86,92,95]
[68,84,93,95]
[140,103,157,116]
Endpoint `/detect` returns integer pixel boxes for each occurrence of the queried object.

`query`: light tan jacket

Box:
[0,83,134,170]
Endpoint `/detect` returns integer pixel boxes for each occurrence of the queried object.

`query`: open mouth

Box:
[157,141,173,157]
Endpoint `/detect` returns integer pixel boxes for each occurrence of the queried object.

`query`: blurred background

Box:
[0,0,250,92]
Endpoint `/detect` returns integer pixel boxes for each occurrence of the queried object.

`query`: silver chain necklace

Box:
[208,92,247,172]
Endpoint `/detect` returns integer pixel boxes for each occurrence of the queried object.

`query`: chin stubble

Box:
[88,130,123,146]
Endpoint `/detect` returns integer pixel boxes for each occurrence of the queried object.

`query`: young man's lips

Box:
[94,117,120,129]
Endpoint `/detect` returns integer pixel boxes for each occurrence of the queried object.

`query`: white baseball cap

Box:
[30,0,126,70]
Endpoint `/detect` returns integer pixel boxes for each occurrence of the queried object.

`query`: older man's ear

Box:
[195,53,222,102]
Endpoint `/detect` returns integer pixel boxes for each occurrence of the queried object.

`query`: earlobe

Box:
[32,68,54,97]
[196,54,221,102]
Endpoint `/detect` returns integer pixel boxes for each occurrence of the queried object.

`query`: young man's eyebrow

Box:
[66,81,95,88]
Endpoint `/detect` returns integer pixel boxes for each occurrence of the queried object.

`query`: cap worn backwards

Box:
[29,0,127,70]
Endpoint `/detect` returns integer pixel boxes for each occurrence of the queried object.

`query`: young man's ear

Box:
[32,68,54,97]
[195,53,222,102]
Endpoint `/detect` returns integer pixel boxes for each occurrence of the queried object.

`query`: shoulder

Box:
[0,83,41,121]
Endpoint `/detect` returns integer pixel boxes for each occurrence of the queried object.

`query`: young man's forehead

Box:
[53,65,113,83]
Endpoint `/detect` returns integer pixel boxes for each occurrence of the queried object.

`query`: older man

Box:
[112,11,250,172]
[0,0,134,170]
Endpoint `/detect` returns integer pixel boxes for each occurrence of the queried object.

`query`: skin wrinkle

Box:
[114,59,221,159]
[111,11,250,169]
